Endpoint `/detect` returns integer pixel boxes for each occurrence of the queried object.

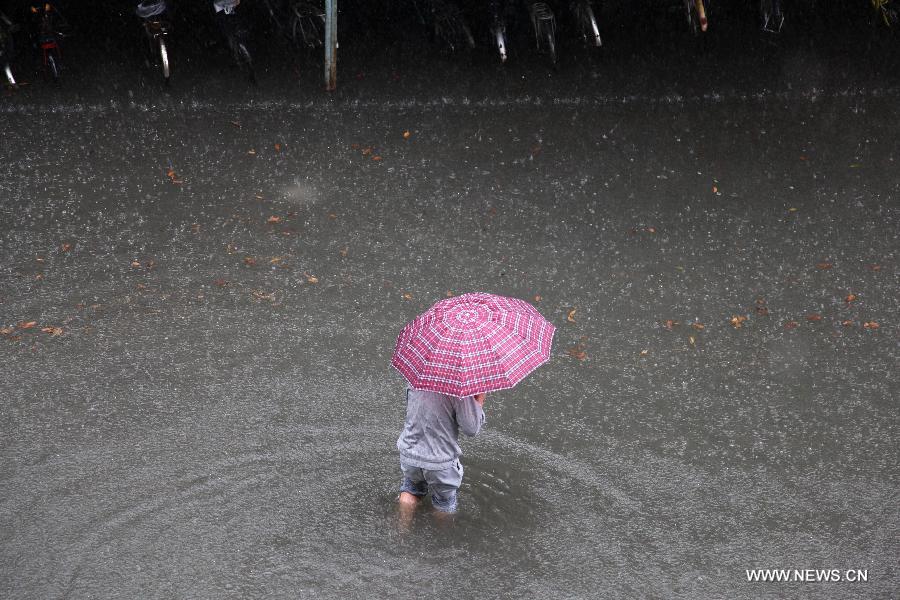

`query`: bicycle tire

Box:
[47,49,60,82]
[494,27,507,62]
[237,42,256,85]
[587,5,602,46]
[545,26,556,64]
[158,37,170,82]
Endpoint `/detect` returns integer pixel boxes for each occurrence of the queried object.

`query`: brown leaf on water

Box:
[806,314,822,322]
[567,308,577,323]
[19,321,37,330]
[339,246,349,257]
[350,143,360,150]
[534,295,542,303]
[131,261,141,268]
[267,216,282,224]
[36,256,45,263]
[662,319,679,330]
[863,321,880,329]
[274,143,282,152]
[213,278,228,287]
[646,226,656,234]
[784,321,799,329]
[816,262,833,270]
[61,243,72,252]
[328,213,337,220]
[269,256,285,265]
[402,292,412,300]
[0,327,13,335]
[305,273,319,284]
[372,155,383,161]
[755,306,769,316]
[867,264,881,272]
[362,147,373,156]
[639,349,649,357]
[730,315,747,328]
[567,345,587,361]
[691,322,705,331]
[41,326,63,336]
[244,257,257,267]
[402,130,411,139]
[251,290,275,302]
[841,320,854,327]
[845,293,857,303]
[230,120,241,129]
[34,273,44,281]
[247,149,257,155]
[191,223,201,233]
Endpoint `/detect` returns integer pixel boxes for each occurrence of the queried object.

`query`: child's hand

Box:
[474,393,486,406]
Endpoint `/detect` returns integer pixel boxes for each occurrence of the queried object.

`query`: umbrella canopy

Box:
[391,292,555,397]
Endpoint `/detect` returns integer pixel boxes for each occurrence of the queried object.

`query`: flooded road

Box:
[2,3,899,598]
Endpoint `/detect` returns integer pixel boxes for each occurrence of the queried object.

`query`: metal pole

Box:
[324,0,337,91]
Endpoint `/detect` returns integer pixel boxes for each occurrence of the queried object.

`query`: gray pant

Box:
[399,460,464,512]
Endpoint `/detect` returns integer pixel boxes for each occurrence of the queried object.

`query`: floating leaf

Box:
[274,143,282,152]
[251,290,275,302]
[403,130,411,139]
[691,322,705,331]
[534,295,542,302]
[639,349,649,357]
[267,216,282,224]
[191,223,201,233]
[784,321,799,329]
[248,149,256,155]
[806,314,822,322]
[816,262,833,270]
[402,292,412,300]
[19,321,37,330]
[306,273,319,284]
[41,326,63,336]
[213,278,228,287]
[131,261,141,268]
[663,319,679,330]
[446,290,453,297]
[867,264,881,272]
[0,327,13,335]
[863,321,880,329]
[567,345,587,361]
[61,243,72,252]
[688,336,696,347]
[567,308,577,323]
[244,257,257,267]
[845,294,857,303]
[339,246,349,257]
[730,315,747,328]
[841,320,853,327]
[372,155,383,161]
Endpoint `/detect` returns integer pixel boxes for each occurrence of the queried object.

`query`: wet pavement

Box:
[1,3,899,598]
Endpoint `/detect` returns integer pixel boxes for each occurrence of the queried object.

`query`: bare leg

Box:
[397,491,419,531]
[398,491,419,506]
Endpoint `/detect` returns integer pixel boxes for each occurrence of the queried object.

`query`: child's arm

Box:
[457,394,486,437]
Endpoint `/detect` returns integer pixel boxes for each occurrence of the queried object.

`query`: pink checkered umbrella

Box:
[391,292,555,397]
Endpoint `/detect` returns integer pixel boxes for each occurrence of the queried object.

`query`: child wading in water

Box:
[396,386,486,514]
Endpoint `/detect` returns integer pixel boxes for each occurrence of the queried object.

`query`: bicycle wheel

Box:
[236,41,256,85]
[46,48,61,82]
[493,26,507,62]
[544,23,556,64]
[158,37,170,83]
